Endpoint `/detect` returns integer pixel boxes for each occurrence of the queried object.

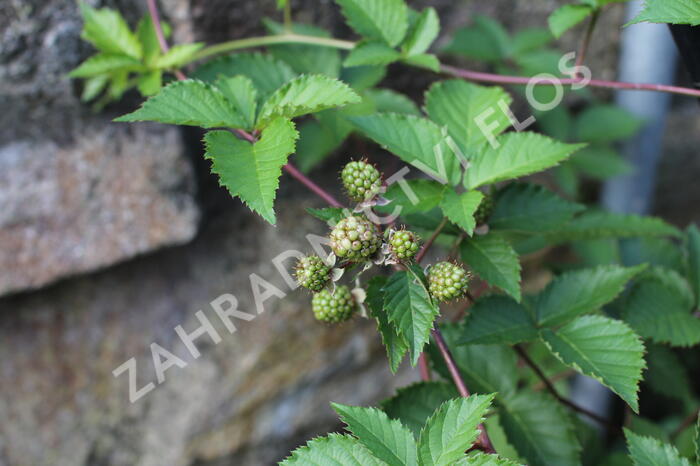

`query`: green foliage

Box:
[548,4,594,38]
[624,429,692,466]
[402,8,440,57]
[366,276,409,373]
[628,0,700,26]
[498,391,581,466]
[280,433,385,465]
[574,105,643,143]
[382,382,458,436]
[545,211,682,243]
[377,180,447,216]
[541,315,646,412]
[424,80,513,155]
[460,234,522,301]
[203,118,298,224]
[351,113,463,185]
[534,265,646,327]
[335,0,408,46]
[443,16,512,62]
[440,189,483,235]
[464,132,585,189]
[685,225,700,307]
[459,296,537,345]
[332,403,418,465]
[418,395,495,466]
[489,183,584,233]
[384,267,440,365]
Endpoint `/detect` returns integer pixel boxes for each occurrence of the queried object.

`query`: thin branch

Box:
[283,164,343,207]
[283,0,293,33]
[146,0,187,80]
[575,10,599,74]
[432,327,494,453]
[418,352,431,381]
[671,409,699,439]
[514,345,613,428]
[415,218,449,263]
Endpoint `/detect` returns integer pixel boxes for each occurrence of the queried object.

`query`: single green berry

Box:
[329,215,382,261]
[295,255,331,292]
[311,285,356,323]
[427,261,471,302]
[341,159,382,202]
[389,229,421,261]
[474,193,494,225]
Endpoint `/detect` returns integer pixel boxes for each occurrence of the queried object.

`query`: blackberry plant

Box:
[72,0,700,464]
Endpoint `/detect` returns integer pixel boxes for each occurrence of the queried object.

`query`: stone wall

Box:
[1,1,698,465]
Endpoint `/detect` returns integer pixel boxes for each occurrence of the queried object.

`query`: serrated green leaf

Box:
[425,80,513,156]
[115,79,249,128]
[568,146,633,179]
[137,70,162,96]
[541,315,646,412]
[628,0,700,26]
[443,16,510,62]
[203,118,298,224]
[69,53,142,78]
[460,235,522,301]
[535,265,646,327]
[136,16,163,65]
[624,429,692,466]
[154,43,204,69]
[489,183,584,233]
[192,52,296,97]
[457,452,523,466]
[644,344,694,404]
[464,132,584,190]
[375,179,447,216]
[382,382,458,437]
[351,113,463,185]
[622,276,700,347]
[257,74,360,127]
[214,75,258,130]
[402,7,440,56]
[264,20,342,77]
[440,189,483,235]
[332,403,418,466]
[402,53,441,72]
[429,323,518,397]
[574,105,643,143]
[499,391,580,466]
[545,211,682,243]
[341,65,387,91]
[336,0,408,47]
[279,433,385,465]
[367,276,409,373]
[459,296,537,345]
[685,224,700,307]
[344,41,401,67]
[548,4,594,39]
[79,2,142,59]
[418,395,496,466]
[384,269,440,365]
[366,89,421,116]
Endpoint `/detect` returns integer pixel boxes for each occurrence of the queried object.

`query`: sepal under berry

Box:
[341,159,382,202]
[329,215,382,261]
[427,261,471,302]
[295,255,331,292]
[389,229,421,261]
[311,285,356,323]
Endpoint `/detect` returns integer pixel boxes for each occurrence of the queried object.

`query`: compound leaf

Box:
[335,0,409,46]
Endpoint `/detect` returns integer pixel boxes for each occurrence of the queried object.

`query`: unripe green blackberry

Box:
[474,194,494,225]
[428,261,471,302]
[295,255,331,292]
[329,215,382,261]
[341,159,382,202]
[389,230,421,261]
[311,285,356,323]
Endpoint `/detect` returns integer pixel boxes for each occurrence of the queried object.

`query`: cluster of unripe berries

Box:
[295,159,472,322]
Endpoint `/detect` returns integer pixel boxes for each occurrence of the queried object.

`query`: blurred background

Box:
[0,0,698,465]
